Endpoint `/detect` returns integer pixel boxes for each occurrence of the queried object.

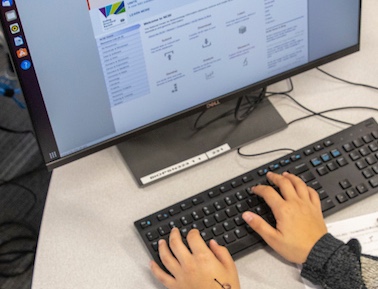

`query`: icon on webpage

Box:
[21,60,31,70]
[10,23,19,34]
[14,35,23,46]
[16,48,28,58]
[2,0,13,7]
[5,10,17,21]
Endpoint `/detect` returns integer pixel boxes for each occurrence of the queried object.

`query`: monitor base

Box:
[117,96,287,186]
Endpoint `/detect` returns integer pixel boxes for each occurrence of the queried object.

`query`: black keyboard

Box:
[134,118,378,270]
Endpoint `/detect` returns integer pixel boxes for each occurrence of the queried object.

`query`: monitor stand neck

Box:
[117,91,287,186]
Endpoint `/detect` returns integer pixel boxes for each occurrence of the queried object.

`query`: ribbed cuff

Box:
[301,233,345,282]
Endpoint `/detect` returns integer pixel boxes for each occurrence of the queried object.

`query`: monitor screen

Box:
[0,0,361,179]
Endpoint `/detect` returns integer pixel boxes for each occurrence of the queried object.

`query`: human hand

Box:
[242,172,327,264]
[150,227,241,289]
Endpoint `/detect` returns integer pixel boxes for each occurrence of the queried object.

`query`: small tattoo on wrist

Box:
[214,278,231,289]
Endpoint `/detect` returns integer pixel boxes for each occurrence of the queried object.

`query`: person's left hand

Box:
[150,228,241,289]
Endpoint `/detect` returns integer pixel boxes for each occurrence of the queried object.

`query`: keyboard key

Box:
[214,211,227,222]
[220,184,232,193]
[326,161,338,171]
[336,157,348,167]
[362,135,373,143]
[146,231,159,241]
[362,168,374,179]
[225,207,238,217]
[290,163,309,175]
[223,233,237,244]
[214,200,226,210]
[191,210,204,221]
[225,195,237,205]
[203,206,215,215]
[369,175,378,188]
[208,190,220,198]
[311,157,322,167]
[346,188,358,199]
[235,190,248,201]
[235,227,247,239]
[317,166,329,176]
[331,149,341,158]
[339,179,352,189]
[242,174,254,183]
[140,220,152,229]
[223,221,235,231]
[169,206,181,216]
[158,225,170,236]
[231,179,243,188]
[300,171,315,183]
[181,215,193,226]
[203,216,216,228]
[180,201,192,211]
[212,224,225,236]
[192,222,204,231]
[157,213,169,221]
[192,196,204,205]
[321,198,335,212]
[336,193,348,204]
[353,138,364,148]
[343,143,354,152]
[349,151,361,161]
[169,220,182,229]
[366,155,377,165]
[317,189,328,200]
[356,183,369,194]
[321,153,331,162]
[314,144,324,151]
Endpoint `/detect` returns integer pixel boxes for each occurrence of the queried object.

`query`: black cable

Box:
[288,106,378,126]
[266,78,294,96]
[234,88,266,121]
[238,73,378,158]
[280,92,355,126]
[317,67,378,91]
[238,148,295,157]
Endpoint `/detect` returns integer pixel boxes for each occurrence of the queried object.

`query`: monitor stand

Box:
[117,95,287,186]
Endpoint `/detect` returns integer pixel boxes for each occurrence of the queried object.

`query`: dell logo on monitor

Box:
[206,100,221,109]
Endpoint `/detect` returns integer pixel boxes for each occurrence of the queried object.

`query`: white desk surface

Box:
[32,2,378,289]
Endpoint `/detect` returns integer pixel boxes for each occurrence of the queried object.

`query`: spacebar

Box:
[226,234,263,255]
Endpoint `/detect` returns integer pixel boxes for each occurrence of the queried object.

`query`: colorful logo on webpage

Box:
[99,1,125,18]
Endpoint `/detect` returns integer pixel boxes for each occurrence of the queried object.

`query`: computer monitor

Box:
[0,0,361,185]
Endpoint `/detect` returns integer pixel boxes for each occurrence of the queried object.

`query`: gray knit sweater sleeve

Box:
[301,233,378,289]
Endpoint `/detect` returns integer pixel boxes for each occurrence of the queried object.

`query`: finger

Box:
[150,260,176,288]
[242,211,280,248]
[252,184,284,212]
[169,227,192,264]
[186,229,210,255]
[308,186,322,210]
[209,239,235,269]
[266,172,297,200]
[282,172,310,200]
[158,239,181,275]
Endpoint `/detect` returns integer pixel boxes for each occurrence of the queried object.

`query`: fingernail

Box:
[242,211,254,222]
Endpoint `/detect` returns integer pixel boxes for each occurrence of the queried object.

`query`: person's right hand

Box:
[242,172,328,264]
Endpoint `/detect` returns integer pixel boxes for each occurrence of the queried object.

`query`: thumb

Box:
[242,211,278,244]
